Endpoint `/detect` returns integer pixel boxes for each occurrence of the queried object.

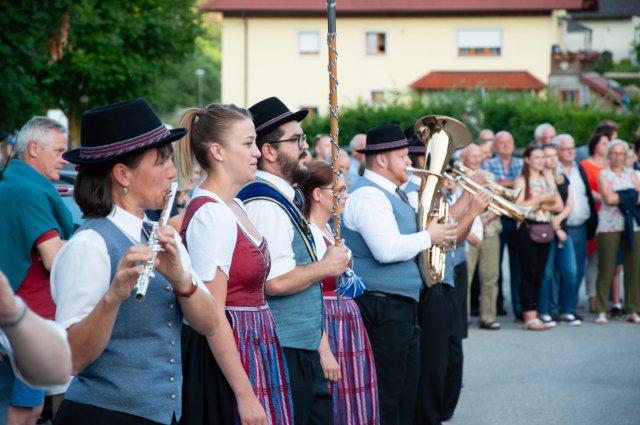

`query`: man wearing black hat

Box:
[341,124,456,425]
[238,96,349,425]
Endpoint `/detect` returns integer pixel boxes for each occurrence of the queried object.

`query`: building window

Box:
[300,106,318,118]
[457,29,502,57]
[370,90,385,104]
[366,32,386,55]
[559,90,579,106]
[299,31,320,55]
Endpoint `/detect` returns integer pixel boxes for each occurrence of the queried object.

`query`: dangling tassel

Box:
[336,268,366,299]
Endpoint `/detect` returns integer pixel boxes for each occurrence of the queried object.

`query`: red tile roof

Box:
[580,74,625,104]
[410,71,546,91]
[203,0,594,15]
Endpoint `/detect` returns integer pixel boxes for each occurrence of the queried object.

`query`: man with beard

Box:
[238,97,350,425]
[342,124,458,425]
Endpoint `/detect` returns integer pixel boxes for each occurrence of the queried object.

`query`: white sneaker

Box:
[560,314,582,326]
[539,314,557,328]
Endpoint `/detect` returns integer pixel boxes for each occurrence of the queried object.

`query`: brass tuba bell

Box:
[413,115,471,286]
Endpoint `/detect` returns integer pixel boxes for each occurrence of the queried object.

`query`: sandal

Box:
[626,313,640,324]
[524,318,547,331]
[595,313,607,325]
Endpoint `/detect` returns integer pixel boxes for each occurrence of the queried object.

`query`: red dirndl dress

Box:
[180,197,293,425]
[321,237,380,425]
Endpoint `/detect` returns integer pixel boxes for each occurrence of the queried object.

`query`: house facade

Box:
[204,1,595,113]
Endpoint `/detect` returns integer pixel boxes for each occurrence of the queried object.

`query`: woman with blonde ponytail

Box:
[177,104,293,425]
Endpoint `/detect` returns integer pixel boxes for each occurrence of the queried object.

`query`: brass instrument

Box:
[452,162,521,201]
[413,115,471,286]
[133,181,178,301]
[442,171,531,222]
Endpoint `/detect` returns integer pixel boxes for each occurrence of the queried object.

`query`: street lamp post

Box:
[195,68,206,108]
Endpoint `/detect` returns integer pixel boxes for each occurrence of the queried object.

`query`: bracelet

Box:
[0,298,28,328]
[173,276,198,298]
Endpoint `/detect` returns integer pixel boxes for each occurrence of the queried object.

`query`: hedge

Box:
[302,90,640,149]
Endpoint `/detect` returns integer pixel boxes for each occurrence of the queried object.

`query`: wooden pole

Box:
[327,0,341,244]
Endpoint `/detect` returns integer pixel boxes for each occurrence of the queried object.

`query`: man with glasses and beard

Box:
[238,97,350,425]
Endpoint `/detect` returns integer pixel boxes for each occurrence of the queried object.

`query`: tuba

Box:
[413,116,471,286]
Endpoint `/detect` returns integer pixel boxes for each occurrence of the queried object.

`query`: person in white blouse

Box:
[50,98,218,425]
[175,103,293,425]
[237,96,350,425]
[1,269,72,424]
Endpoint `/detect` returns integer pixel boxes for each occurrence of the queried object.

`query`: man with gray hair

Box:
[348,133,366,183]
[0,116,74,424]
[556,133,597,322]
[535,123,556,145]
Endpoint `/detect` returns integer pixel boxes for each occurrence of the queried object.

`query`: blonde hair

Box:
[175,104,251,187]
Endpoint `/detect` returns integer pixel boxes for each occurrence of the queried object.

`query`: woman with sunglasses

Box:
[300,160,379,425]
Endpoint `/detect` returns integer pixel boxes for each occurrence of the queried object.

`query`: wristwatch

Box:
[173,275,198,298]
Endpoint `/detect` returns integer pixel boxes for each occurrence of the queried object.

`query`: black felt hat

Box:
[357,124,409,154]
[404,126,424,155]
[249,97,308,139]
[63,98,186,165]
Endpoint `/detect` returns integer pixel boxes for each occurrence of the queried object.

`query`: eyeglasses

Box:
[269,134,307,150]
[319,186,348,195]
[557,147,576,152]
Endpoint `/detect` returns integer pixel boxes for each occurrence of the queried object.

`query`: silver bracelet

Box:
[0,298,28,328]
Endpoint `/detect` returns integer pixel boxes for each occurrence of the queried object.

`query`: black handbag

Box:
[528,222,554,244]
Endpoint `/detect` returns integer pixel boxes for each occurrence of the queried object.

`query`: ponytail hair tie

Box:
[197,108,206,117]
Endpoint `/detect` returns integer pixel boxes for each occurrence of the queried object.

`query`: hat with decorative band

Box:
[357,124,409,154]
[63,98,186,165]
[249,96,309,140]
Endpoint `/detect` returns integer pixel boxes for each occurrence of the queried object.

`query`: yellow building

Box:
[204,0,595,113]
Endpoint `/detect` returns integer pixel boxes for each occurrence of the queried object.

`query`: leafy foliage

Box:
[302,90,640,148]
[0,1,73,131]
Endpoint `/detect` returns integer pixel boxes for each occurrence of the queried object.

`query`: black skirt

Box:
[180,323,235,425]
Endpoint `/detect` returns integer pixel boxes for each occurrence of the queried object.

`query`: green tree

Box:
[0,1,72,132]
[147,17,222,125]
[44,0,203,145]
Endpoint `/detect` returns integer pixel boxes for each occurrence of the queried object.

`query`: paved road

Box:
[450,308,640,425]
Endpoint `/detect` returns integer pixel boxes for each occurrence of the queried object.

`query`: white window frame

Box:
[298,30,320,55]
[365,31,387,55]
[456,28,502,57]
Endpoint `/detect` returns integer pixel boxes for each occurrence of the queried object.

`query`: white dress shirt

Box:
[561,162,591,227]
[243,171,298,280]
[343,169,431,264]
[186,188,261,282]
[51,205,207,330]
[403,173,422,212]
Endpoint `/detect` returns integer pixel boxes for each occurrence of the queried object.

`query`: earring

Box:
[217,156,223,162]
[123,186,129,194]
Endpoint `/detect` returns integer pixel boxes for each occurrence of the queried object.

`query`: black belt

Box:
[366,291,415,304]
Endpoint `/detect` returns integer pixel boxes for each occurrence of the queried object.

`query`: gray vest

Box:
[342,177,423,301]
[265,224,323,350]
[65,219,183,424]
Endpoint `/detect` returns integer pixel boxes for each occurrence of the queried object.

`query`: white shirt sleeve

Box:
[186,202,237,282]
[343,186,431,263]
[243,199,296,280]
[470,216,484,242]
[51,229,111,330]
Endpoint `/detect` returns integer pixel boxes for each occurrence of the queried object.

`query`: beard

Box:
[277,150,309,185]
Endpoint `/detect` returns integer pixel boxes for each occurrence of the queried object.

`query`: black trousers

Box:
[282,347,332,425]
[414,284,463,425]
[454,261,468,339]
[54,399,178,425]
[516,223,552,312]
[356,291,420,425]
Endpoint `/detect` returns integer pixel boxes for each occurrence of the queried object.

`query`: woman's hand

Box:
[550,215,562,230]
[155,226,191,289]
[236,393,268,425]
[108,245,154,302]
[556,229,567,242]
[320,349,341,383]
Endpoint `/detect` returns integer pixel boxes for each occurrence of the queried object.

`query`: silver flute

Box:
[134,181,178,301]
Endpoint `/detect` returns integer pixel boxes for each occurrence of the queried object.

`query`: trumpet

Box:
[442,171,531,222]
[133,181,178,301]
[452,162,521,201]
